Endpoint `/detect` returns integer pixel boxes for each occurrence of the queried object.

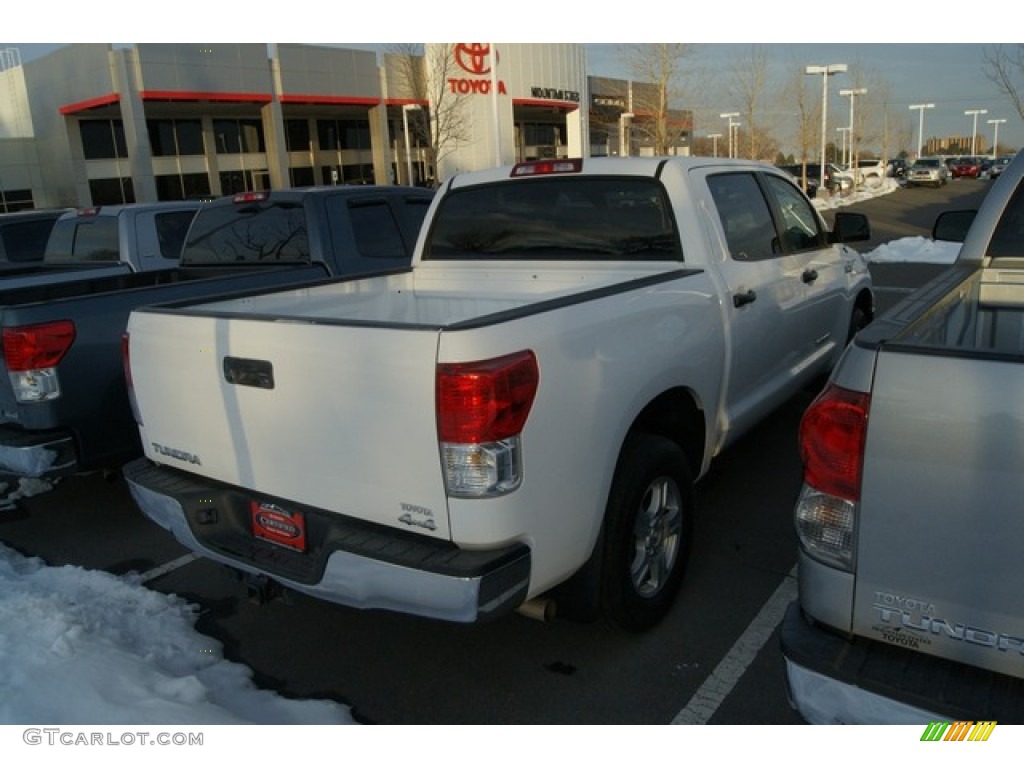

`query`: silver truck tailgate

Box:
[854,348,1024,677]
[128,310,451,539]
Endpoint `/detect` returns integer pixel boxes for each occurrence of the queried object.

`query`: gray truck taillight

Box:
[2,321,76,403]
[795,383,870,571]
[437,351,539,498]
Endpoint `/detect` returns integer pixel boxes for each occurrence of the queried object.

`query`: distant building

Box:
[925,135,990,156]
[0,43,692,210]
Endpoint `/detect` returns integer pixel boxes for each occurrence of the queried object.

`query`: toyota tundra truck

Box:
[123,157,873,631]
[782,153,1024,723]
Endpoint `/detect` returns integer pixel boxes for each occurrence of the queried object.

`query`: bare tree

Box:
[780,60,821,194]
[387,44,472,184]
[620,44,698,155]
[727,45,773,160]
[984,44,1024,121]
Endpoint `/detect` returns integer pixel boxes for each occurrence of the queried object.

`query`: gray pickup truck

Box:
[781,152,1024,723]
[0,186,432,504]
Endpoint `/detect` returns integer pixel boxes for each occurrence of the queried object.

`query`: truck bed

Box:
[155,263,692,328]
[878,261,1024,359]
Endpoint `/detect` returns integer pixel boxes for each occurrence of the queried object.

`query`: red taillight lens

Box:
[437,351,539,444]
[799,383,870,501]
[2,320,76,371]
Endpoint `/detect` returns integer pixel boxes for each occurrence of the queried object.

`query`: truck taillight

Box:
[795,383,870,571]
[2,320,76,402]
[437,351,539,497]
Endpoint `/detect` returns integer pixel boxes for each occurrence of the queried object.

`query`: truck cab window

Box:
[707,173,777,262]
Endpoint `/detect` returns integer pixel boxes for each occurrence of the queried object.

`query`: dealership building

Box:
[0,43,692,210]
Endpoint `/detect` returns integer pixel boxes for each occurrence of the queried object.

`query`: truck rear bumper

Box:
[123,458,531,624]
[0,425,77,479]
[780,601,1024,724]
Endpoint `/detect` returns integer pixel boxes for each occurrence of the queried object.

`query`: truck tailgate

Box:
[128,310,451,539]
[854,349,1024,677]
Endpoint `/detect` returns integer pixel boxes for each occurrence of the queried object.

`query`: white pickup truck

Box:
[123,157,873,631]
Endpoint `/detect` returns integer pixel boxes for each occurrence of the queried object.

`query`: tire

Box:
[847,303,870,343]
[600,433,694,632]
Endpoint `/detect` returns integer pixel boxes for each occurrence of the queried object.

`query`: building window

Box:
[213,119,265,154]
[285,119,311,152]
[89,177,134,205]
[156,172,212,201]
[317,119,370,151]
[148,119,204,157]
[219,170,269,196]
[289,166,315,187]
[0,188,35,212]
[81,119,128,160]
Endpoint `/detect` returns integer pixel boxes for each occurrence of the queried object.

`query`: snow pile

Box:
[0,543,353,725]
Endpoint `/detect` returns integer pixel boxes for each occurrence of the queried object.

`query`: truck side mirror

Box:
[829,212,870,243]
[932,210,977,243]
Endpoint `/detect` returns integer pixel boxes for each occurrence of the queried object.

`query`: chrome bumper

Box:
[123,458,531,624]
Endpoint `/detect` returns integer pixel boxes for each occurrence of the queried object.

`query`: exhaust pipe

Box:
[517,597,556,622]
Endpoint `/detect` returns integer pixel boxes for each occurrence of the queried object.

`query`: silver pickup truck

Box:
[781,152,1024,723]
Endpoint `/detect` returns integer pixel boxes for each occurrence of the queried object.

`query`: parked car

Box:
[775,164,820,198]
[886,158,909,178]
[846,157,886,185]
[906,157,949,188]
[950,156,983,178]
[988,155,1013,179]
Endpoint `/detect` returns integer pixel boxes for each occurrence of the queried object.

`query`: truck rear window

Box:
[424,177,681,261]
[182,201,309,263]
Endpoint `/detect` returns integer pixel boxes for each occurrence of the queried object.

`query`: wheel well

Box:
[627,388,705,478]
[548,388,704,623]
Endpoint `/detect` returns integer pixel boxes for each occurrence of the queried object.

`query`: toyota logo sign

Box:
[455,43,493,75]
[448,43,507,96]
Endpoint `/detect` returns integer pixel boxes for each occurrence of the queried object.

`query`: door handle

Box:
[802,268,819,284]
[733,290,757,308]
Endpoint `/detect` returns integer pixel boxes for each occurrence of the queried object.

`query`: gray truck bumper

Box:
[780,601,1024,724]
[123,458,531,624]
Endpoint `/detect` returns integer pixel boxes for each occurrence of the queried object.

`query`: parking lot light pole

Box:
[840,87,866,168]
[708,132,722,158]
[806,64,847,194]
[909,103,934,159]
[965,109,988,156]
[402,104,422,186]
[987,118,1006,158]
[720,113,739,158]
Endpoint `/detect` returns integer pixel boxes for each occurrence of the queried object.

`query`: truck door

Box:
[703,171,835,438]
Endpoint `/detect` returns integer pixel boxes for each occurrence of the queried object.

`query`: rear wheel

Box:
[600,434,694,632]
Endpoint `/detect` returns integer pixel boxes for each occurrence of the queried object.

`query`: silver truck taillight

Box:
[795,383,870,571]
[2,321,76,403]
[795,487,856,570]
[437,351,539,498]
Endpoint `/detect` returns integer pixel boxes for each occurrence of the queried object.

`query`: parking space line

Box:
[138,552,200,584]
[671,566,797,725]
